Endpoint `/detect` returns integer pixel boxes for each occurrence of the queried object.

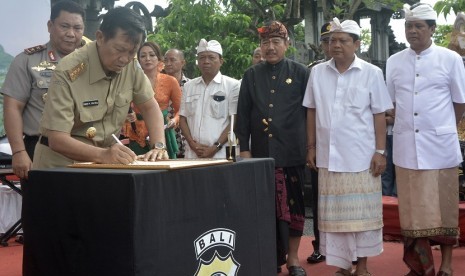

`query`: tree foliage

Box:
[321,0,404,21]
[434,0,464,20]
[432,1,461,49]
[433,24,453,47]
[148,0,296,79]
[146,0,408,78]
[360,28,371,52]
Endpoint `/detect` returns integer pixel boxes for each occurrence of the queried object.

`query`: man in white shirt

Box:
[303,18,393,276]
[179,39,240,158]
[386,4,465,276]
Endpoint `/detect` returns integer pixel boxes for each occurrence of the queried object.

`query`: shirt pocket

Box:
[114,90,133,124]
[79,105,105,123]
[210,92,227,119]
[184,93,200,117]
[35,74,51,89]
[435,126,457,136]
[345,87,370,111]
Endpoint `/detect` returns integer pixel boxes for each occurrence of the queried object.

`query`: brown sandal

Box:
[437,271,453,276]
[335,269,353,276]
[354,273,371,276]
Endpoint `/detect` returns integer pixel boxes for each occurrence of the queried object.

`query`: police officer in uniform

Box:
[306,22,331,265]
[308,22,331,70]
[32,7,167,169]
[1,0,86,179]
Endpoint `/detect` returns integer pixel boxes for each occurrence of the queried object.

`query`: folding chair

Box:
[0,152,22,247]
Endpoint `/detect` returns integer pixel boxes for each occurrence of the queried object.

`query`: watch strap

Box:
[214,142,223,150]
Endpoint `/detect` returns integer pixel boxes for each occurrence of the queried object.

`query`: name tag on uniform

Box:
[40,72,53,77]
[213,95,225,102]
[83,100,99,107]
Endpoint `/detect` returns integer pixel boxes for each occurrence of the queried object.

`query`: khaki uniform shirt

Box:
[1,42,62,136]
[33,41,153,168]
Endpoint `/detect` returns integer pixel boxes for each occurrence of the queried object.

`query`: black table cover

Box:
[22,158,276,276]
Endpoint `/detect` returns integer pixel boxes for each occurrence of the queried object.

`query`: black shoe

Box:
[306,250,325,263]
[288,266,307,276]
[15,235,24,244]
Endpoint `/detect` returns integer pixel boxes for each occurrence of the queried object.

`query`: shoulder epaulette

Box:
[79,36,92,48]
[307,59,325,69]
[66,62,87,82]
[24,45,46,55]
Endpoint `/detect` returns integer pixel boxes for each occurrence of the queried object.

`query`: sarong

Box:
[275,166,305,265]
[318,168,383,232]
[396,167,459,275]
[317,168,383,269]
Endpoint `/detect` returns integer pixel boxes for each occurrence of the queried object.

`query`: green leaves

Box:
[434,0,464,20]
[149,0,264,79]
[433,24,453,47]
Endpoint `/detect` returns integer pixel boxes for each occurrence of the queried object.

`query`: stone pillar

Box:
[369,11,392,72]
[84,6,100,40]
[304,0,325,62]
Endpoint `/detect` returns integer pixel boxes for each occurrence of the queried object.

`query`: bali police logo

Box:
[193,228,240,275]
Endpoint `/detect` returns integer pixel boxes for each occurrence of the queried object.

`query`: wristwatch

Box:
[153,142,166,150]
[214,142,223,150]
[375,149,386,156]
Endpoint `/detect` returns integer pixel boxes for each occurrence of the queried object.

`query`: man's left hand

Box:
[195,145,217,158]
[370,153,386,177]
[139,149,169,161]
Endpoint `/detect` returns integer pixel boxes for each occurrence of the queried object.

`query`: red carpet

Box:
[282,237,465,275]
[1,237,464,275]
[2,196,464,275]
[0,238,22,276]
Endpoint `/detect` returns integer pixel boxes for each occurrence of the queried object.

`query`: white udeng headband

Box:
[329,17,361,37]
[196,38,223,56]
[404,4,437,22]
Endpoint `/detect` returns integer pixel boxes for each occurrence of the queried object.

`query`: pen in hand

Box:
[111,134,124,146]
[111,134,139,164]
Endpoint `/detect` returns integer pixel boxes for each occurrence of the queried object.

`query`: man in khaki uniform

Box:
[2,0,86,179]
[33,7,167,169]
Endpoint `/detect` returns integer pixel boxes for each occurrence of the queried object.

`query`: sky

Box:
[117,0,457,46]
[0,0,50,56]
[0,0,457,56]
[0,0,169,57]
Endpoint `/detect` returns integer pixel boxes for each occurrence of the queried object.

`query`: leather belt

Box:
[39,136,49,147]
